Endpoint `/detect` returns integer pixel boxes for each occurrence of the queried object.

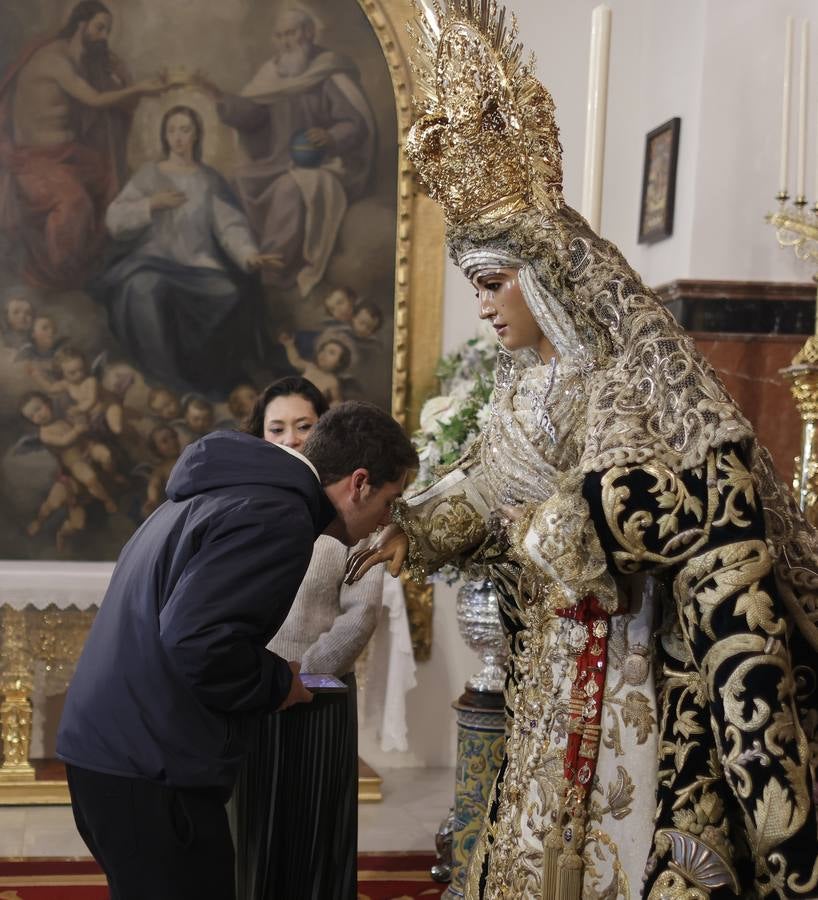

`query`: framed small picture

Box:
[638,117,681,244]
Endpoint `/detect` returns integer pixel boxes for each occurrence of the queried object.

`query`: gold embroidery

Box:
[600,454,719,574]
[426,492,486,554]
[674,539,782,642]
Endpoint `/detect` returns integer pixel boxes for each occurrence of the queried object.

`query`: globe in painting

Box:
[289,130,326,168]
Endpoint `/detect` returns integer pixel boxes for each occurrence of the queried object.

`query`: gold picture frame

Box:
[361,0,446,430]
[358,0,441,661]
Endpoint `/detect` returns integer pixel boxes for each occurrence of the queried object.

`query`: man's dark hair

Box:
[242,376,329,437]
[302,401,418,487]
[59,1,111,39]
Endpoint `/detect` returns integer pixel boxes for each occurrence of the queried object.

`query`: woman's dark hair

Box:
[241,376,329,438]
[160,106,204,162]
[59,1,111,39]
[302,401,418,487]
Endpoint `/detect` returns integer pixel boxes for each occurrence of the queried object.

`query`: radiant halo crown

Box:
[406,0,564,228]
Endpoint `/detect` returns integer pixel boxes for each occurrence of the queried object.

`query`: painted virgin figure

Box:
[349,3,818,898]
[92,105,282,397]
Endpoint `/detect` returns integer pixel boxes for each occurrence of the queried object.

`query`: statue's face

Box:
[471,267,543,353]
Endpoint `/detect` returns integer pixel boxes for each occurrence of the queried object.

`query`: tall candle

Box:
[814,94,818,206]
[780,16,794,195]
[581,5,612,232]
[796,19,809,200]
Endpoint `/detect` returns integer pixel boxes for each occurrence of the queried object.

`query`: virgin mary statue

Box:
[348,3,818,899]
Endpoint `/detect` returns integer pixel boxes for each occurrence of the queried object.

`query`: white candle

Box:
[780,16,794,196]
[814,95,818,206]
[581,5,612,232]
[796,19,809,200]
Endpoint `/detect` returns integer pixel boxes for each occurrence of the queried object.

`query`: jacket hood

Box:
[166,431,332,526]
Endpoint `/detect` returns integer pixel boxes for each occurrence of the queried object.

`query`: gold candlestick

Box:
[767,200,818,519]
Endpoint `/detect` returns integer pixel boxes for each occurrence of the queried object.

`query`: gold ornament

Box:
[406,0,563,227]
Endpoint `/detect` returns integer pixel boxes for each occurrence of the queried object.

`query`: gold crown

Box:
[406,0,563,228]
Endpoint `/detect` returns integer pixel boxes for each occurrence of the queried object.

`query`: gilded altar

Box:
[0,562,108,803]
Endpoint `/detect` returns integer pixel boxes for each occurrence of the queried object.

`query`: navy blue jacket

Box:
[57,431,336,789]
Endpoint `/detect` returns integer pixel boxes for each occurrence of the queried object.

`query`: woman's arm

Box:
[300,552,384,676]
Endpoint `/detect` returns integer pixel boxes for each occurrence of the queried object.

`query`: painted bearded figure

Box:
[348,3,818,898]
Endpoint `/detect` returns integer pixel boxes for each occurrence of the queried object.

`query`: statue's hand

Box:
[345,523,408,583]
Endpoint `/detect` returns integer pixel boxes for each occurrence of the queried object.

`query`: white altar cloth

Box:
[0,561,113,610]
[358,574,418,752]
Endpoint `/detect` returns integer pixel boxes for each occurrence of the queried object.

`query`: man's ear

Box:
[349,468,370,498]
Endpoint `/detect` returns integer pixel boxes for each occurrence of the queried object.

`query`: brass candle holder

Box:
[766,199,818,522]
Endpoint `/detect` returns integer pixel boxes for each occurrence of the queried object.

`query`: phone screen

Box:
[300,673,349,694]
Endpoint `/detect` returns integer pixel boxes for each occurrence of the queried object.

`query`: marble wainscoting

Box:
[656,279,816,486]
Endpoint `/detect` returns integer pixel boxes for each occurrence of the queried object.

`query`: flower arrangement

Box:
[412,327,498,490]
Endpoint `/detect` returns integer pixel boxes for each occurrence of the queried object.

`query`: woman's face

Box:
[165,113,197,159]
[263,394,319,451]
[471,267,551,357]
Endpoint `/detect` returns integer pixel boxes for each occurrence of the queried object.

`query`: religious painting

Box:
[638,116,681,244]
[0,0,403,560]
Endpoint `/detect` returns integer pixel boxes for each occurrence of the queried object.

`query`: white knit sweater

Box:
[267,535,384,676]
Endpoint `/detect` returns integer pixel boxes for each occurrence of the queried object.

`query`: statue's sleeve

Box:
[582,442,818,898]
[392,461,496,582]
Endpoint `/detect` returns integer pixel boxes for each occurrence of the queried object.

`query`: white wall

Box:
[382,1,818,770]
[690,0,818,280]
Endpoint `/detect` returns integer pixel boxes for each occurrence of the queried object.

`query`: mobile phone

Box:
[300,673,349,694]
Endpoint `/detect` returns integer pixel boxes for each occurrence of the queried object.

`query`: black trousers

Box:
[66,764,235,900]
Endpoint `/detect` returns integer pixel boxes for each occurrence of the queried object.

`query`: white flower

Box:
[449,380,473,402]
[419,395,457,432]
[476,403,492,429]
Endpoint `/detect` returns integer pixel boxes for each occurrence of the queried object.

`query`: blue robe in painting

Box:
[93,161,283,398]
